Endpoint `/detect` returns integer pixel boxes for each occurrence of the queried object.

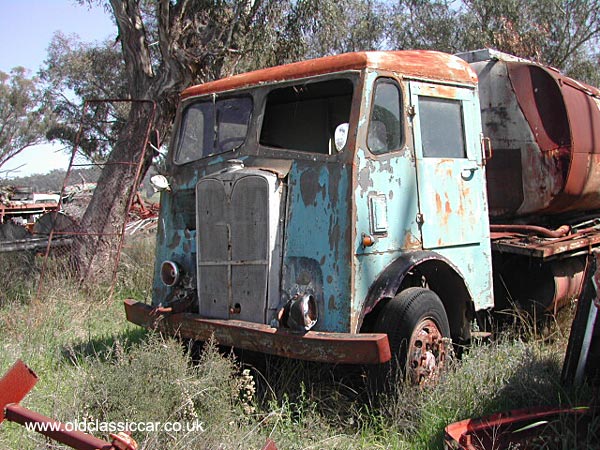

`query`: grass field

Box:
[0,235,597,449]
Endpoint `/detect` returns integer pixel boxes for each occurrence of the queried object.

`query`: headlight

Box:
[279,293,318,332]
[160,260,181,287]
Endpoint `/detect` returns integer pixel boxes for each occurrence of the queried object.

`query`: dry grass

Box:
[0,238,597,449]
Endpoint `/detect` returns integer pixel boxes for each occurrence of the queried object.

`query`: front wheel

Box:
[374,287,451,385]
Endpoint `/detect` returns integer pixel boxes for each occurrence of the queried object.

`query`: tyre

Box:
[374,287,451,386]
[0,222,29,241]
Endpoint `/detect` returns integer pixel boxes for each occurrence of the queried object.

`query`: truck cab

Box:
[126,50,493,383]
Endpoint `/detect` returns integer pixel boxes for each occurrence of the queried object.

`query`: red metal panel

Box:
[0,360,38,422]
[505,64,570,153]
[182,51,477,98]
[444,406,591,450]
[124,299,391,364]
[559,81,600,210]
[261,439,278,450]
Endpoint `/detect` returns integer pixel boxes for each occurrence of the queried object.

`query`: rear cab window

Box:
[418,96,466,158]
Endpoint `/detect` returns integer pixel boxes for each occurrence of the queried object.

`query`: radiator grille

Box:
[196,174,269,322]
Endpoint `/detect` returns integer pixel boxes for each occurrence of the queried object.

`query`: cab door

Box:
[409,81,487,249]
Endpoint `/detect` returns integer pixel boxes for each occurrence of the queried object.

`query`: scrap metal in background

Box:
[126,192,159,236]
[0,185,69,252]
[36,99,156,299]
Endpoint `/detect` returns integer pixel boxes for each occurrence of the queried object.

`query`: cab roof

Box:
[181,50,478,98]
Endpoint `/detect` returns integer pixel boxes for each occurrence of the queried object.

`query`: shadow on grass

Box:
[185,340,370,407]
[61,327,149,364]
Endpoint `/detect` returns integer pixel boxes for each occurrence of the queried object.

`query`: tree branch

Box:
[109,0,154,95]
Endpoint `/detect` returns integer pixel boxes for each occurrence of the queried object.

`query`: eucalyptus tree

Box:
[0,67,53,170]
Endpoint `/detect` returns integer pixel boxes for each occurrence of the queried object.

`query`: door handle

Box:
[461,166,478,180]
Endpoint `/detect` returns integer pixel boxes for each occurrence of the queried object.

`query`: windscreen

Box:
[260,78,354,154]
[175,96,252,164]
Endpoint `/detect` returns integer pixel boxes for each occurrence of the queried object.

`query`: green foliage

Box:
[0,251,37,306]
[460,0,600,72]
[385,0,600,86]
[76,336,244,448]
[0,67,53,169]
[41,33,128,161]
[387,0,463,52]
[281,0,387,59]
[114,235,155,301]
[411,340,573,449]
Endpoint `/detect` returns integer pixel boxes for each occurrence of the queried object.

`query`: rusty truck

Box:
[124,48,600,384]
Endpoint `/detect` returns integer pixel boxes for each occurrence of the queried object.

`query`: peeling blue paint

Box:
[284,162,352,332]
[150,63,494,347]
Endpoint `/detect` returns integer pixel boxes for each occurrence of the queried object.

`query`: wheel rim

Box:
[407,318,446,385]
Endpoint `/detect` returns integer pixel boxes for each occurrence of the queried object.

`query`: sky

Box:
[0,0,116,177]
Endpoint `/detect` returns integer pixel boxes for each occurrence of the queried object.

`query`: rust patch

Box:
[379,155,394,174]
[460,188,469,217]
[418,84,461,99]
[329,222,340,255]
[328,295,337,311]
[435,193,443,213]
[182,50,476,99]
[300,168,322,207]
[327,167,342,206]
[125,299,391,364]
[491,227,600,258]
[403,230,422,250]
[444,196,452,214]
[327,275,333,283]
[358,164,374,193]
[170,231,181,250]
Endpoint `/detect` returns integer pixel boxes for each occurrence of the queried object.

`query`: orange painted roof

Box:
[181,50,478,98]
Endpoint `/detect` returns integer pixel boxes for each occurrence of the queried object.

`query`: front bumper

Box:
[124,299,391,364]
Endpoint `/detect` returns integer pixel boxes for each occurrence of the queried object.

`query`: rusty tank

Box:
[460,49,600,220]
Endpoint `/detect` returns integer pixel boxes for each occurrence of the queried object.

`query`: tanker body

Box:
[461,49,600,219]
[125,48,600,384]
[459,49,600,315]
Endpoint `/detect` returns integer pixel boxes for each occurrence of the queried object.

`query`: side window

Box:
[419,96,466,158]
[368,78,402,154]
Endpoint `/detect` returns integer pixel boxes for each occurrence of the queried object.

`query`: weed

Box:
[115,235,155,301]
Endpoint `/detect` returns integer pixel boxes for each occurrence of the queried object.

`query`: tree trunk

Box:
[68,0,281,285]
[72,100,156,282]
